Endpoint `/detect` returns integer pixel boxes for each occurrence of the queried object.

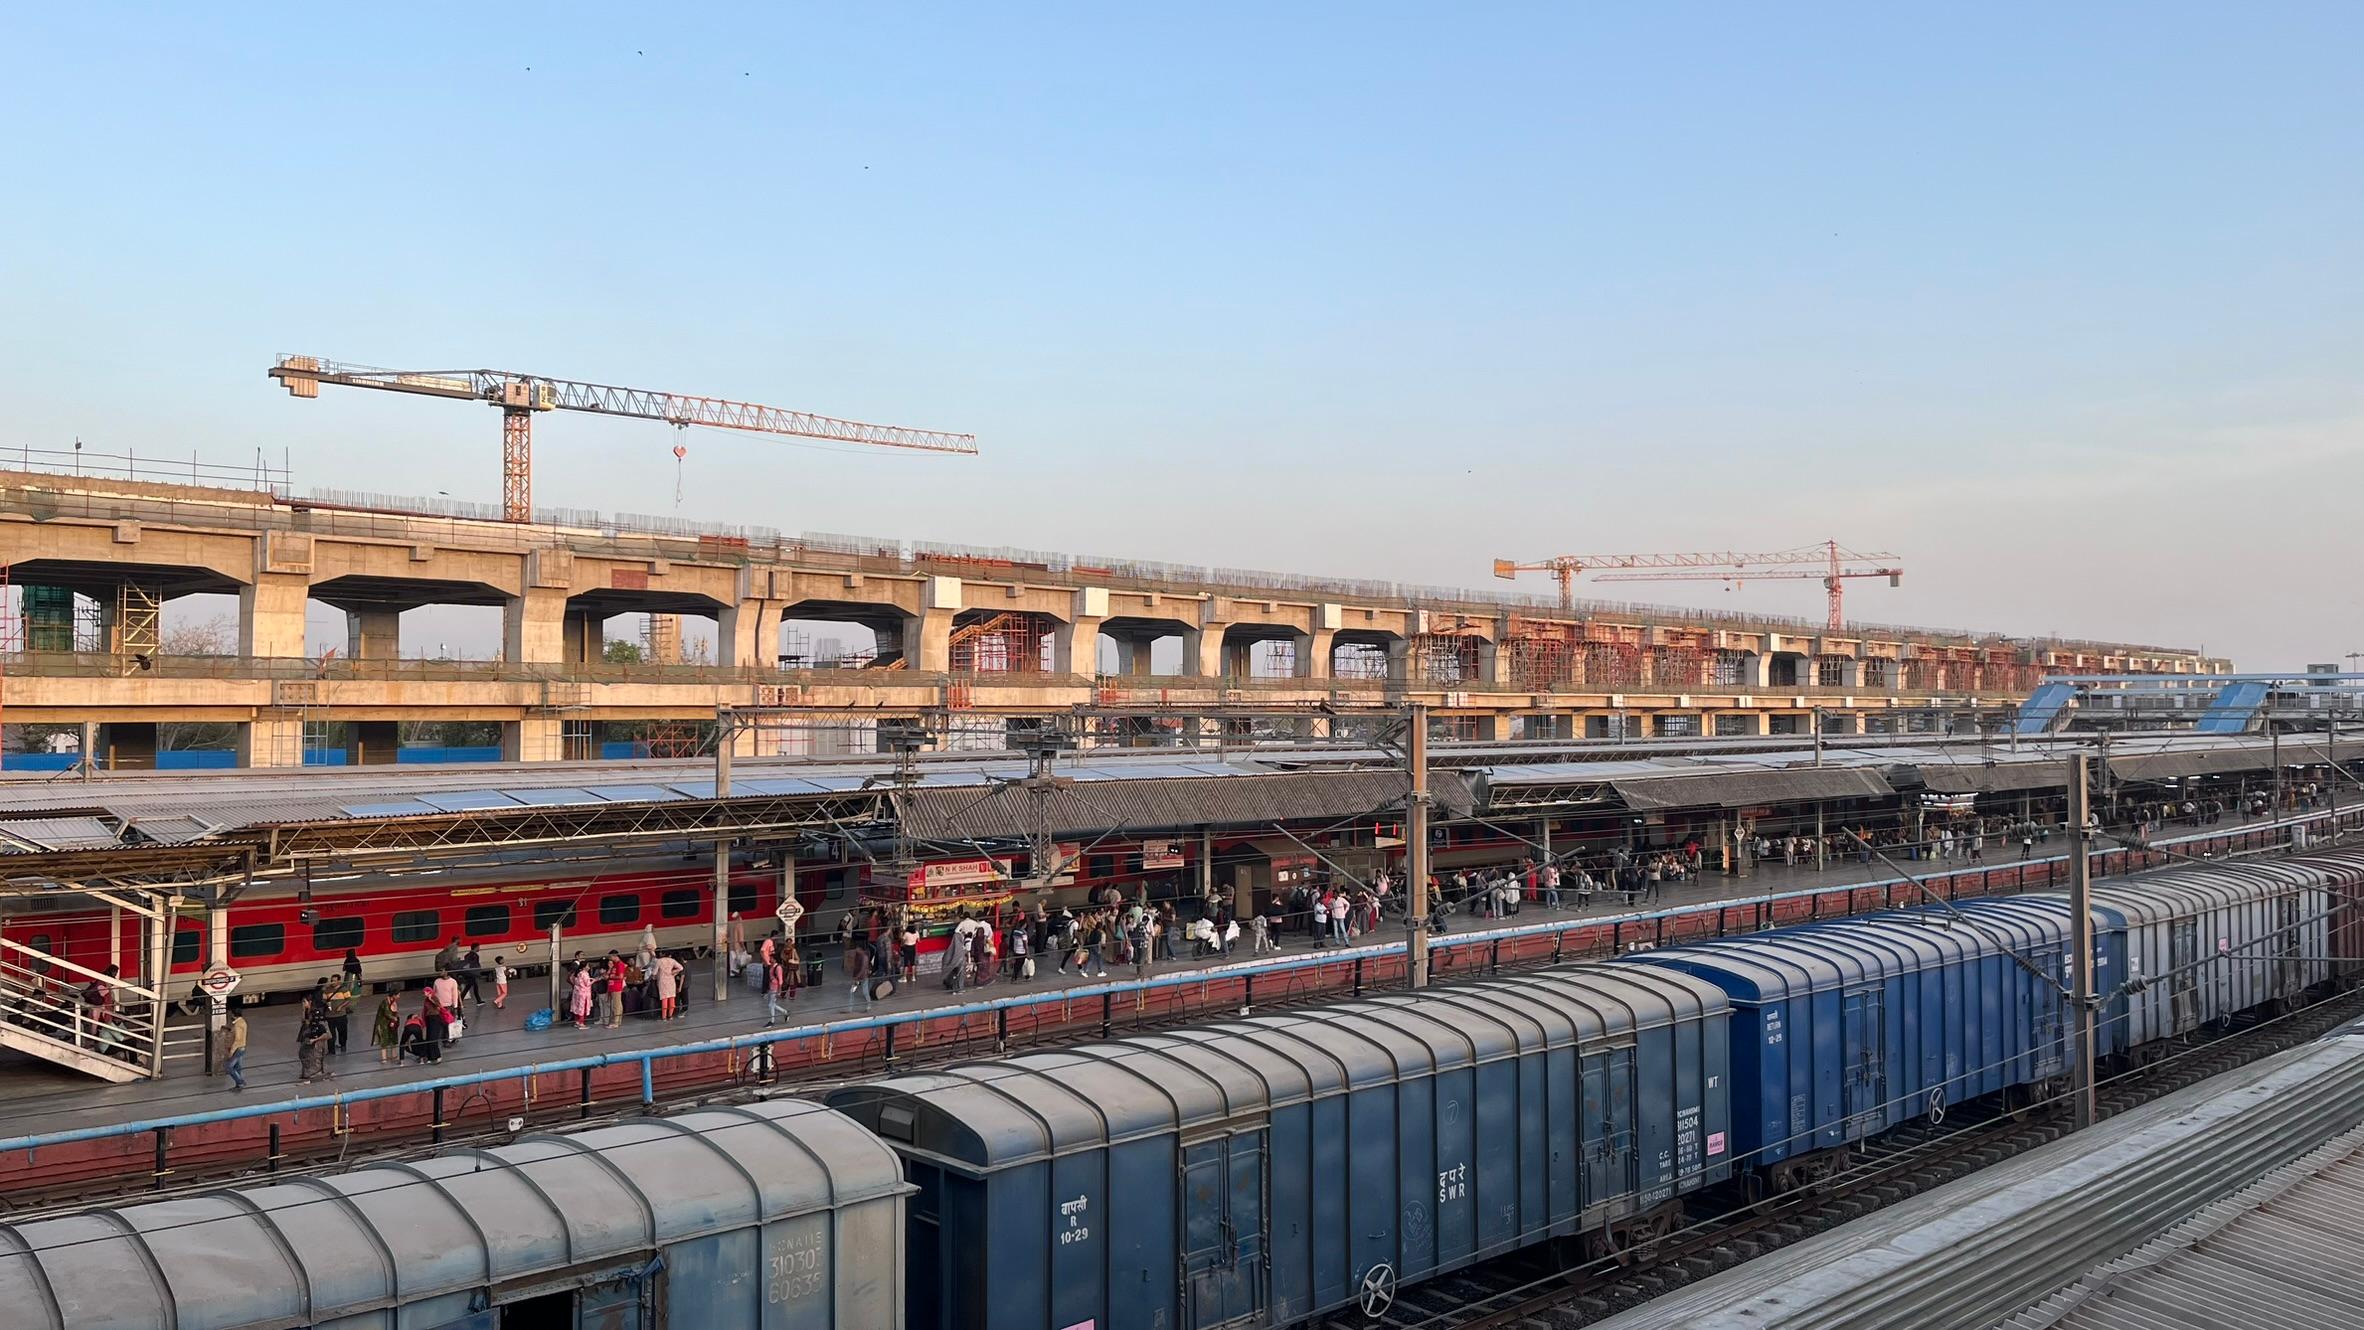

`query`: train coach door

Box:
[1580,1047,1637,1209]
[1840,989,1886,1132]
[1181,1129,1267,1330]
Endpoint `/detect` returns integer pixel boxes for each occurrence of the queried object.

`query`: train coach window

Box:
[598,894,639,925]
[391,910,440,944]
[464,904,511,938]
[310,917,365,953]
[533,900,579,931]
[727,883,759,916]
[229,923,284,959]
[659,889,700,920]
[172,928,201,966]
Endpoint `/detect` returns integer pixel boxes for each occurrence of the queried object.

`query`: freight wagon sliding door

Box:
[1181,1130,1267,1330]
[1580,1048,1636,1209]
[1840,989,1886,1133]
[2030,946,2065,1079]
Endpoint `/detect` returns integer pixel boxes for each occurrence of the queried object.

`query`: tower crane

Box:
[268,355,978,522]
[1494,541,1903,631]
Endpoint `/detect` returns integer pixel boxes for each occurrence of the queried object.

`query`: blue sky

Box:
[1,4,2357,665]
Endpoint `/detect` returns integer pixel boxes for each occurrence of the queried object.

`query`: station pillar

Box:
[348,720,401,765]
[344,609,401,661]
[97,722,160,771]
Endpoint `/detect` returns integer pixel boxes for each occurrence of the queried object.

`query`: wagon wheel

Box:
[1359,1262,1398,1319]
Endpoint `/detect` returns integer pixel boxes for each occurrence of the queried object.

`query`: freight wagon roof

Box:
[829,965,1726,1170]
[0,1099,906,1329]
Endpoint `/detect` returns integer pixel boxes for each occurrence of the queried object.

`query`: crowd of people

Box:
[184,778,2334,1089]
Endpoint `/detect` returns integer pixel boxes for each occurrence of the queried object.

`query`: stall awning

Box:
[1608,766,1894,812]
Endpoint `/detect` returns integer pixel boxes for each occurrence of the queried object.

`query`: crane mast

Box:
[270,355,977,521]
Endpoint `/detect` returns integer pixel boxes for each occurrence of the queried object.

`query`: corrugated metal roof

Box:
[1587,1029,2364,1330]
[1608,766,1894,811]
[0,1099,908,1329]
[0,817,121,851]
[2108,739,2282,781]
[2001,1124,2364,1330]
[898,769,1475,842]
[1914,759,2072,794]
[122,814,224,845]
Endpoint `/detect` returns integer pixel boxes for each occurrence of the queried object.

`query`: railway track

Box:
[1361,982,2364,1329]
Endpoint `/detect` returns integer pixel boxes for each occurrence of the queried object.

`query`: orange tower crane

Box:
[1494,541,1903,631]
[269,355,977,522]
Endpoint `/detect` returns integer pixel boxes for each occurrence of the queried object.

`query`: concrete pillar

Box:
[1053,615,1102,675]
[1111,634,1159,677]
[1481,636,1509,687]
[1222,635,1256,679]
[913,609,956,673]
[561,609,604,665]
[504,588,569,664]
[1748,652,1772,688]
[348,720,400,765]
[1475,713,1511,742]
[1301,628,1335,680]
[1182,628,1226,679]
[720,600,784,670]
[1386,638,1412,682]
[238,574,309,657]
[21,586,75,652]
[502,716,566,763]
[98,722,159,771]
[238,716,306,768]
[344,608,401,661]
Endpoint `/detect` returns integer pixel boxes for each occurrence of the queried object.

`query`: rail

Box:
[1,801,2352,1193]
[0,465,2208,656]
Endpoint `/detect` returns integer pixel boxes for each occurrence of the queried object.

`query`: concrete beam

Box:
[345,609,401,662]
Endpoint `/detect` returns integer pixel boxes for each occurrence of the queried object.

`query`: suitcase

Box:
[870,977,898,1001]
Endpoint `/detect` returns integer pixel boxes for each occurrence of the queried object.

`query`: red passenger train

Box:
[1,855,798,1001]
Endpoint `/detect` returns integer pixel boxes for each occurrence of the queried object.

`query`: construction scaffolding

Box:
[642,612,683,665]
[1505,618,1577,691]
[1331,641,1391,680]
[1409,631,1485,686]
[1574,622,1644,690]
[948,611,1053,673]
[1647,638,1706,690]
[114,582,161,673]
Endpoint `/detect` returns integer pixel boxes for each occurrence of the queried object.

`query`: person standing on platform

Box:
[897,921,920,984]
[780,934,803,1000]
[371,987,400,1065]
[654,952,685,1020]
[568,964,594,1030]
[604,951,627,1028]
[845,936,874,1009]
[490,957,510,1010]
[325,974,354,1055]
[223,1006,249,1091]
[764,950,789,1024]
[296,997,332,1085]
[341,948,363,988]
[590,958,613,1029]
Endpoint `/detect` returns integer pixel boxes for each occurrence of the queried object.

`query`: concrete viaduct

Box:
[0,469,2226,767]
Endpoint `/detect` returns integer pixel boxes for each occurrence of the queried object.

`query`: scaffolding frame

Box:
[949,611,1055,674]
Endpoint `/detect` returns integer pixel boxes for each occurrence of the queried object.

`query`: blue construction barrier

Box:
[3,750,236,771]
[601,740,653,760]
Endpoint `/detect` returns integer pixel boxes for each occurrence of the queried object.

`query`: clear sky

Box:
[2,4,2356,667]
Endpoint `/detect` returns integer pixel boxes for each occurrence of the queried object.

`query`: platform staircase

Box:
[0,944,158,1082]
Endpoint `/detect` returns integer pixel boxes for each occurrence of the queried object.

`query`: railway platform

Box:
[0,847,1939,1137]
[0,801,2344,1209]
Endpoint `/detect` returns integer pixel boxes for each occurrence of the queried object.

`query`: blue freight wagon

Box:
[828,965,1730,1330]
[1624,905,2073,1186]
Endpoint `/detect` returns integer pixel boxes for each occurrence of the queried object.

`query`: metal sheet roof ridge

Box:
[1995,1120,2364,1330]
